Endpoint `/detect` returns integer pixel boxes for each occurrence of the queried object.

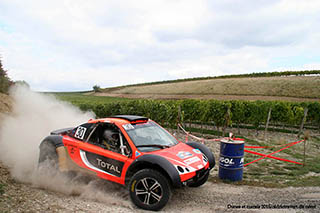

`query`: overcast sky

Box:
[1,0,320,91]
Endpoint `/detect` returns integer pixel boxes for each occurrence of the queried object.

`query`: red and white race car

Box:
[39,115,215,211]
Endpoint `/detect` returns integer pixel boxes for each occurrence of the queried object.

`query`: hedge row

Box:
[76,99,320,130]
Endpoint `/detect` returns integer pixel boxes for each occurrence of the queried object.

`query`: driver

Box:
[102,129,120,152]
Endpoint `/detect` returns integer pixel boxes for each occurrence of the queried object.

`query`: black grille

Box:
[196,168,206,178]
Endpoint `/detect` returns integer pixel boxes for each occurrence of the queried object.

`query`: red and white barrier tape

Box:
[178,124,221,144]
[244,140,305,166]
[244,140,304,149]
[178,123,304,166]
[244,149,303,165]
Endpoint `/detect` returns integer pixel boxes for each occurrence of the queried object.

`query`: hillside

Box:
[98,76,320,101]
[0,93,12,114]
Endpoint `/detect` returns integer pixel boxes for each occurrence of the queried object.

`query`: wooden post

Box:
[298,108,308,138]
[303,140,306,167]
[303,131,310,167]
[201,122,204,137]
[177,105,181,134]
[264,108,272,139]
[223,107,231,137]
[256,124,260,136]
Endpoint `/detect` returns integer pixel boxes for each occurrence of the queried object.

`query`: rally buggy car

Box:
[38,115,215,211]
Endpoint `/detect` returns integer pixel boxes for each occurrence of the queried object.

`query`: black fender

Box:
[39,135,64,148]
[125,154,182,188]
[186,142,215,170]
[38,135,64,167]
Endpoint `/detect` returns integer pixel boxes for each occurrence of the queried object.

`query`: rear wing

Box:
[109,115,149,123]
[50,127,73,135]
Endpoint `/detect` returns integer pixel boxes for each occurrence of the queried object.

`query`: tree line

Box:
[0,57,12,93]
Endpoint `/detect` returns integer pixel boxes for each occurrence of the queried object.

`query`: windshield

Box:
[123,121,178,150]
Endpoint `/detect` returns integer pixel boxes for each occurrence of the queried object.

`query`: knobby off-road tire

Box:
[38,141,59,171]
[187,171,209,187]
[38,141,78,180]
[129,169,171,211]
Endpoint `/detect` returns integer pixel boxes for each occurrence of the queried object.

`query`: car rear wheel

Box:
[38,141,59,170]
[129,169,171,211]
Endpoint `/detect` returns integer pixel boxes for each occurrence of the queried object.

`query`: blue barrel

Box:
[218,138,245,181]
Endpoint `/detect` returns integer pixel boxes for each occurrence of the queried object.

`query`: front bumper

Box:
[182,168,209,186]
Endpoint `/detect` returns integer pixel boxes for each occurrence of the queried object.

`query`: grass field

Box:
[243,137,320,187]
[0,183,4,195]
[53,92,131,105]
[100,76,320,101]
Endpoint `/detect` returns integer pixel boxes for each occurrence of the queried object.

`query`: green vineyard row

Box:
[74,99,320,130]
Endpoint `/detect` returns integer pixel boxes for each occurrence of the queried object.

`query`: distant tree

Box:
[0,57,12,93]
[15,80,30,88]
[93,85,101,93]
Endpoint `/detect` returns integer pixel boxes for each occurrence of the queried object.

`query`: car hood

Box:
[150,143,209,171]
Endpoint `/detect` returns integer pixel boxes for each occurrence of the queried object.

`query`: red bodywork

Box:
[61,117,209,185]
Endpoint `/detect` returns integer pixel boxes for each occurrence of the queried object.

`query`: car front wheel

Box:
[129,169,171,211]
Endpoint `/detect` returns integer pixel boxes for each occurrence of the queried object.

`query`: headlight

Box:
[202,154,208,164]
[174,165,195,174]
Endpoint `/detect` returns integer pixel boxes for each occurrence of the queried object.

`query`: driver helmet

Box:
[103,130,119,147]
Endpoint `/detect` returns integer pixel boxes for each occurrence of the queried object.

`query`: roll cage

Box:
[70,121,132,157]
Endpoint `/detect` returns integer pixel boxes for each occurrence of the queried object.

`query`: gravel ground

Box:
[1,162,319,213]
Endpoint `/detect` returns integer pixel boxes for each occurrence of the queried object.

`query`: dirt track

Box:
[1,162,319,213]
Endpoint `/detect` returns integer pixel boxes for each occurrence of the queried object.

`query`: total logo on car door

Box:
[65,122,133,184]
[79,149,124,177]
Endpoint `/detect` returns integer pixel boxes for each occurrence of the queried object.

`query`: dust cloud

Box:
[0,86,131,208]
[0,86,93,179]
